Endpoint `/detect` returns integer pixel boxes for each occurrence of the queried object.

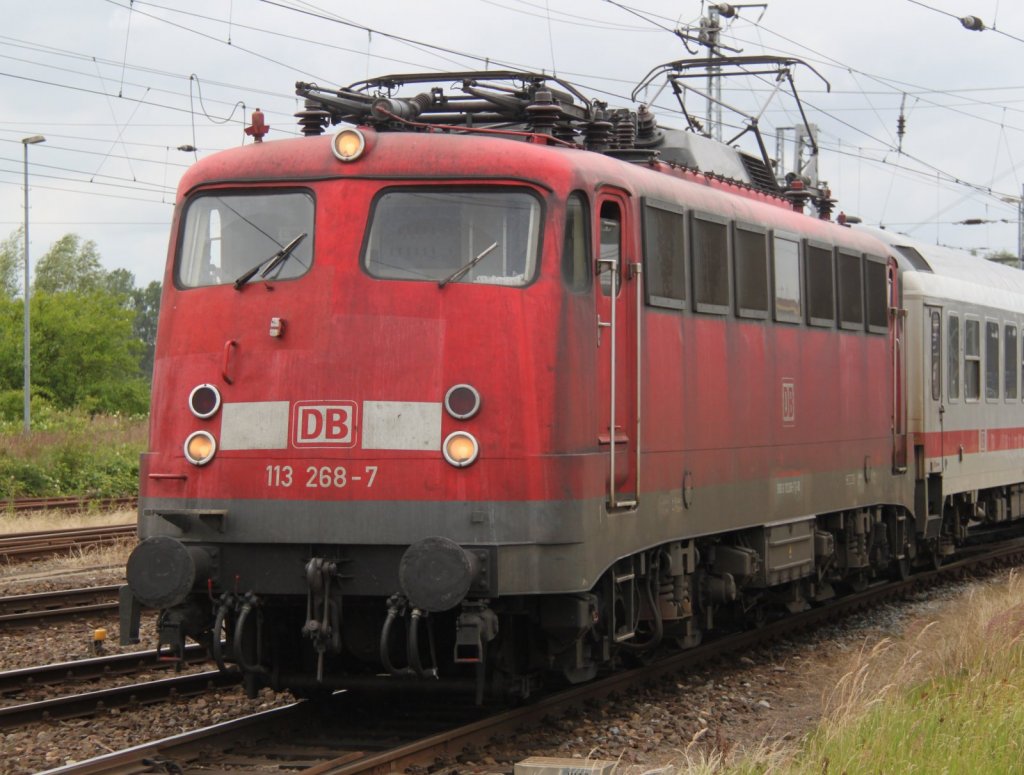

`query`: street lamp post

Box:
[21,134,44,435]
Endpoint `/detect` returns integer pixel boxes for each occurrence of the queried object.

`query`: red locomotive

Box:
[120,64,1024,701]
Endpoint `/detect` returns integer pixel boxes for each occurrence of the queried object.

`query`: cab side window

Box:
[562,193,590,292]
[598,202,622,297]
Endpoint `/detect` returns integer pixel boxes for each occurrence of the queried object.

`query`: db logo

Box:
[292,401,358,448]
[781,380,796,426]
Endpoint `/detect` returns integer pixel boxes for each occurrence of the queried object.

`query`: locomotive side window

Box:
[964,318,981,401]
[837,250,864,330]
[177,191,314,288]
[806,243,835,327]
[865,256,888,334]
[1005,324,1018,400]
[692,213,729,315]
[562,193,590,292]
[641,198,686,309]
[598,202,622,297]
[772,234,801,324]
[986,321,1000,401]
[947,314,960,401]
[734,225,768,319]
[364,188,540,286]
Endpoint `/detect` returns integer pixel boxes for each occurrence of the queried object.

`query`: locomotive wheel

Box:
[673,631,702,649]
[848,572,869,593]
[924,540,943,571]
[561,663,598,684]
[892,555,911,582]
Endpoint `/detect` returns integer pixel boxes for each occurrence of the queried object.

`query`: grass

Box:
[0,411,147,499]
[796,573,1024,775]
[707,571,1024,775]
[0,507,135,535]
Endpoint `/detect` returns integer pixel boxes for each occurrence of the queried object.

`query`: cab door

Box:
[594,191,639,509]
[890,262,908,472]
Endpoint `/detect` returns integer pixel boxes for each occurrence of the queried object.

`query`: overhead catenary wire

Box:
[3,0,1023,266]
[905,0,1024,45]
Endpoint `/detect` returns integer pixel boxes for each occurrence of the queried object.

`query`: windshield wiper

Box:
[233,232,308,290]
[438,241,499,288]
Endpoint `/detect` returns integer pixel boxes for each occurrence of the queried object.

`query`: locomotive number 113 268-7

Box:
[266,465,378,489]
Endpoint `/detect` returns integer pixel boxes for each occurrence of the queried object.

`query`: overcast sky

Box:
[2,0,1023,288]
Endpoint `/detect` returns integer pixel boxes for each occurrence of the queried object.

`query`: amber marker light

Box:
[184,430,217,466]
[332,128,366,162]
[189,384,222,419]
[443,431,479,468]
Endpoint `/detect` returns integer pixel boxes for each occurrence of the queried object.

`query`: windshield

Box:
[177,191,314,288]
[363,189,541,286]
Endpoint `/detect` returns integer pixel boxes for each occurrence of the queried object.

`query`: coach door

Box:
[595,192,639,509]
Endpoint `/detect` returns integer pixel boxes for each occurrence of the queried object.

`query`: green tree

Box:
[31,291,148,413]
[105,269,162,378]
[103,267,137,301]
[131,281,162,377]
[985,249,1020,268]
[0,296,22,390]
[0,228,23,298]
[33,234,105,294]
[0,232,160,419]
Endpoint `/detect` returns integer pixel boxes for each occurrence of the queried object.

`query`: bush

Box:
[80,378,151,417]
[0,410,146,498]
[0,389,57,424]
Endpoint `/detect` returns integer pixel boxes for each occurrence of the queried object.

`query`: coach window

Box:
[735,225,768,318]
[837,250,864,330]
[692,212,729,314]
[986,321,1000,400]
[964,318,981,401]
[930,309,941,402]
[947,313,960,401]
[562,193,590,292]
[806,242,835,327]
[1005,323,1018,400]
[598,202,622,297]
[772,234,801,324]
[641,198,687,309]
[865,255,888,334]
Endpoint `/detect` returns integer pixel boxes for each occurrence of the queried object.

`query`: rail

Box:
[3,496,136,514]
[0,524,136,563]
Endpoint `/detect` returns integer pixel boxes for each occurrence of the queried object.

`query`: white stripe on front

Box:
[361,401,441,450]
[219,401,290,450]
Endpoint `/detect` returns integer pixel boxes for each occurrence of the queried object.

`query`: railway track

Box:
[3,496,136,514]
[0,524,136,564]
[32,536,1024,774]
[0,645,210,703]
[0,669,240,730]
[0,584,122,625]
